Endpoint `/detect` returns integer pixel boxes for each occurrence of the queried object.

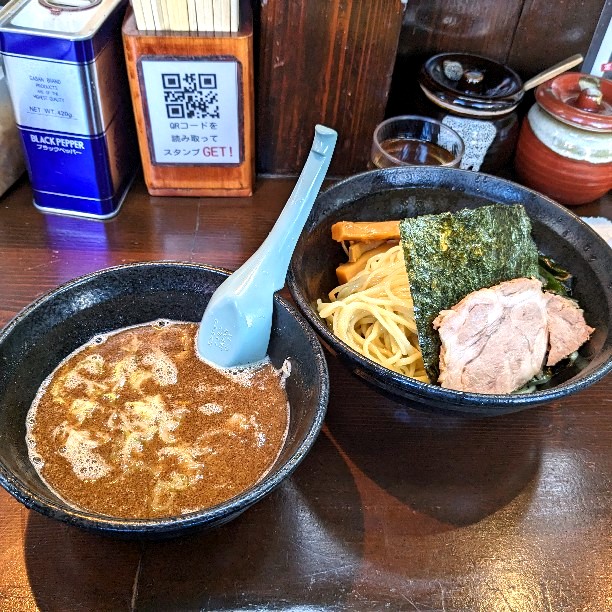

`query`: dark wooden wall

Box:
[255,0,607,176]
[255,0,404,177]
[387,0,606,116]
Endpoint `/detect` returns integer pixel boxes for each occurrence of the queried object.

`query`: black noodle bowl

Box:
[288,167,612,415]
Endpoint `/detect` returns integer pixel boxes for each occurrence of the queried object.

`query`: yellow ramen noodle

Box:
[26,321,290,519]
[317,245,429,382]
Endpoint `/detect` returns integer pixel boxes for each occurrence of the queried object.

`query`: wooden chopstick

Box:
[132,0,238,32]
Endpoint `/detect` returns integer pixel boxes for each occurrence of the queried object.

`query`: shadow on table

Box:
[324,357,547,530]
[24,431,364,611]
[133,431,364,610]
[23,512,142,612]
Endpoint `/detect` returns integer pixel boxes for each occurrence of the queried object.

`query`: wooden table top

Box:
[0,175,610,611]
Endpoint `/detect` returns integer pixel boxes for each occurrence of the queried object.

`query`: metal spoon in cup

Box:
[196,124,338,368]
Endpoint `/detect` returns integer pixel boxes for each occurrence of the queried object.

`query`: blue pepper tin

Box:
[0,0,137,218]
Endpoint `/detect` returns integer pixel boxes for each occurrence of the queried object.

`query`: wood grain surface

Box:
[386,0,606,120]
[0,175,610,611]
[256,0,405,176]
[255,0,606,175]
[508,0,604,76]
[398,0,524,62]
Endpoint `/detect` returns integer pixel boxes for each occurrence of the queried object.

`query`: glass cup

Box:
[370,115,465,169]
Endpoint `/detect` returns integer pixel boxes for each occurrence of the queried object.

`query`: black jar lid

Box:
[419,53,524,117]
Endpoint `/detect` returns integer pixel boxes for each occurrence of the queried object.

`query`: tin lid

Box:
[536,73,612,132]
[0,0,124,40]
[419,52,524,117]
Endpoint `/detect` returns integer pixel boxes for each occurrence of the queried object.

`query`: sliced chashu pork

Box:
[433,278,548,394]
[433,278,594,394]
[544,292,594,366]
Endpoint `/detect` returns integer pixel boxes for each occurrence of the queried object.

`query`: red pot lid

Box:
[536,73,612,132]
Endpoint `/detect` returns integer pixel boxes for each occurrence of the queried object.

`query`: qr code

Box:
[162,73,220,120]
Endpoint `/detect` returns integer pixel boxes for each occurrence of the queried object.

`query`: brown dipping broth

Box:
[26,321,290,519]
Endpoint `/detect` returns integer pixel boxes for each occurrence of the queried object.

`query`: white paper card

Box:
[140,58,240,165]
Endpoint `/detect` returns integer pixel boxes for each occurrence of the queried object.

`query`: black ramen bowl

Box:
[287,166,612,416]
[0,262,328,538]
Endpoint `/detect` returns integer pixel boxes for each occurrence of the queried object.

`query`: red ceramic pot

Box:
[515,73,612,206]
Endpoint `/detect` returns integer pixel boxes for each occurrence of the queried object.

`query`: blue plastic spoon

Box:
[196,124,338,368]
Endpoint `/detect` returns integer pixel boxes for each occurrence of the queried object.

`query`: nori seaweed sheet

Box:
[399,204,540,382]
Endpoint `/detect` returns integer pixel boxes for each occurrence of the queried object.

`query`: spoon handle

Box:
[196,125,337,368]
[522,53,583,92]
[250,124,338,290]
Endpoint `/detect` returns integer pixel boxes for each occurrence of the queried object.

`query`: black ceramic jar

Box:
[417,53,524,173]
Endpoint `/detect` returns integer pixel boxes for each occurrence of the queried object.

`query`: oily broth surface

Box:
[26,321,290,519]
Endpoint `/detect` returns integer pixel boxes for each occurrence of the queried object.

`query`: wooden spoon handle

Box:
[522,54,584,92]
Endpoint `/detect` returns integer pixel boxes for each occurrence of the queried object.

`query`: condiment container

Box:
[0,0,138,218]
[514,73,612,206]
[370,115,464,169]
[122,0,255,197]
[417,53,523,173]
[0,55,24,196]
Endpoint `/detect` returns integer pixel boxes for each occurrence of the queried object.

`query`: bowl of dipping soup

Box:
[0,262,328,538]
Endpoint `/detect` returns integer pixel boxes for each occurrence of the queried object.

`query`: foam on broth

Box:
[26,320,290,519]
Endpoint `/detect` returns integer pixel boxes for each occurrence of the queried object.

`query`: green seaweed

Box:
[399,204,540,382]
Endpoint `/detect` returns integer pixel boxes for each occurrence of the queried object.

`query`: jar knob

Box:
[441,60,485,93]
[442,60,463,81]
[458,69,484,93]
[573,76,604,111]
[576,86,603,111]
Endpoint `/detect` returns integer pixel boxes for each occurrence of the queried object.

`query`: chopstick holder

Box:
[122,0,254,196]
